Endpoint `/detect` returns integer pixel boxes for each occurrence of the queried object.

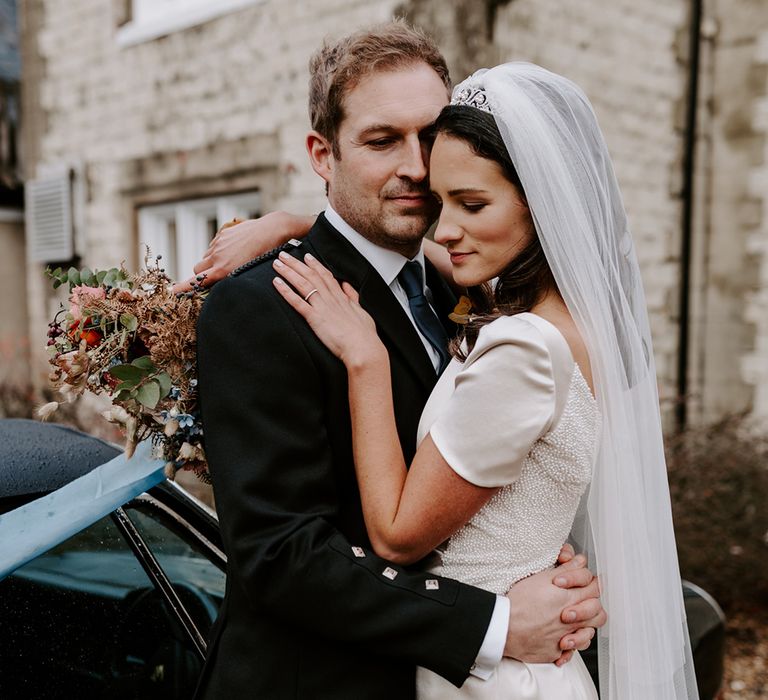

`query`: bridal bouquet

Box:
[40,254,210,481]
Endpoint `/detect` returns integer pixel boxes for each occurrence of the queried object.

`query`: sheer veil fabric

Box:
[451,64,698,699]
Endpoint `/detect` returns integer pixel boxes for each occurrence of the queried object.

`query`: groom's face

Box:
[318,62,448,256]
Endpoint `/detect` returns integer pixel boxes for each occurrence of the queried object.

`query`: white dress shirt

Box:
[324,204,509,679]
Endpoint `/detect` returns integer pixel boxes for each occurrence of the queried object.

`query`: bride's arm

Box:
[347,358,498,563]
[173,212,315,292]
[174,212,459,294]
[273,252,497,565]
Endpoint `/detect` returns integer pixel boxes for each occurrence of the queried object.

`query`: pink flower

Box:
[69,285,105,321]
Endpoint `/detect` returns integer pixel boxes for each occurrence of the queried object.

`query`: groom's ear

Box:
[306,131,334,184]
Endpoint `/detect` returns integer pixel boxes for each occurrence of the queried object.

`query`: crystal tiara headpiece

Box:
[451,84,493,114]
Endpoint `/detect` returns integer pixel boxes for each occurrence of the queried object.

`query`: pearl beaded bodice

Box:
[417,315,598,595]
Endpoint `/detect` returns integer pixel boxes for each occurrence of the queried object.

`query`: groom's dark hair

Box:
[309,20,451,158]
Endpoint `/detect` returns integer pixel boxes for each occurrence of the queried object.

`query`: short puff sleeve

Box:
[429,316,556,488]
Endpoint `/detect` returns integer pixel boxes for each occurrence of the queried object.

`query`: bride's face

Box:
[430,133,534,288]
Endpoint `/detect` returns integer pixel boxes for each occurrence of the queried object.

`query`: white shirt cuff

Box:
[470,595,509,679]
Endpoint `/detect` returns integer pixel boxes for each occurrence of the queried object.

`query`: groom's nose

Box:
[395,135,429,182]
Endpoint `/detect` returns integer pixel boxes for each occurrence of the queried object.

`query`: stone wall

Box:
[742,25,768,420]
[0,214,28,389]
[687,0,768,423]
[17,0,768,426]
[20,0,401,382]
[402,0,688,421]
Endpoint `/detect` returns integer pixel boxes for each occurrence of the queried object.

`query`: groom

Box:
[194,21,604,700]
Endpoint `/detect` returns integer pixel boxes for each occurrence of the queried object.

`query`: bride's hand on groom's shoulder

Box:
[171,212,314,293]
[503,555,605,665]
[272,252,384,368]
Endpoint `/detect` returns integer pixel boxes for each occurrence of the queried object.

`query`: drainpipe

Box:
[676,0,703,432]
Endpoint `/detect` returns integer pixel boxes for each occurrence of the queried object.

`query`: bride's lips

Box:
[449,251,472,264]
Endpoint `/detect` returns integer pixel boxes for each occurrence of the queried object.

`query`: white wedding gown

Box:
[415,313,599,700]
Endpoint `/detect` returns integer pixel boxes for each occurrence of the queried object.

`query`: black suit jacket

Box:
[194,214,496,699]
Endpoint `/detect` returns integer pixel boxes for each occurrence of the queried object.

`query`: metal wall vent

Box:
[25,171,73,263]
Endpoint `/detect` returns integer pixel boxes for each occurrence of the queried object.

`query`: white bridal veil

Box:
[452,64,698,699]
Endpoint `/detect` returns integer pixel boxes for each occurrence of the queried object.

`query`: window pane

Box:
[206,216,218,242]
[138,192,260,281]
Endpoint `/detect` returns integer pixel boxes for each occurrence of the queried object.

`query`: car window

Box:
[0,515,152,697]
[124,504,225,622]
[0,511,214,699]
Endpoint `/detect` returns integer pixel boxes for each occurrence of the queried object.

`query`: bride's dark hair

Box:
[431,105,558,358]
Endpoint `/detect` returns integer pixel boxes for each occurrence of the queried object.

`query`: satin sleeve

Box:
[429,316,556,488]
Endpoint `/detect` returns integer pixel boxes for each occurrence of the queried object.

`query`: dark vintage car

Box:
[0,419,726,699]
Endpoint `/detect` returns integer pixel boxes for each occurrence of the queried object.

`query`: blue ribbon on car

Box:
[0,441,164,581]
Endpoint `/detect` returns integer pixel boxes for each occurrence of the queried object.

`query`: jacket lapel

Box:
[303,215,438,391]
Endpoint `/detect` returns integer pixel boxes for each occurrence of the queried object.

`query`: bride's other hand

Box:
[273,252,385,368]
[504,555,605,664]
[171,212,314,293]
[556,542,575,564]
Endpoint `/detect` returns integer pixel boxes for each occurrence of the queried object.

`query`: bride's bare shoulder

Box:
[529,303,594,395]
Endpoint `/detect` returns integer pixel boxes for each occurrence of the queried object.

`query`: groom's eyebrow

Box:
[358,124,398,137]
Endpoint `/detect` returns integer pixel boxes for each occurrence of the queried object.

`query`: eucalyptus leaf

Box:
[132,355,155,370]
[120,313,138,332]
[155,371,172,398]
[80,267,95,286]
[67,268,81,286]
[115,380,137,391]
[52,279,62,290]
[137,380,161,409]
[109,364,145,382]
[96,270,107,285]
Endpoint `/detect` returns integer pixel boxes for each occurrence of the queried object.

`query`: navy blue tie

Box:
[398,261,450,372]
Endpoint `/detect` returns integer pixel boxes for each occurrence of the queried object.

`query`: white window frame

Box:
[117,0,265,48]
[138,192,261,281]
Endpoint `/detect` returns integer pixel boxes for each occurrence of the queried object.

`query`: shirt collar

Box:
[324,204,426,287]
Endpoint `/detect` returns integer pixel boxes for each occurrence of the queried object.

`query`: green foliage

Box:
[667,416,768,613]
[108,357,170,410]
[46,265,131,292]
[119,313,138,331]
[136,381,160,409]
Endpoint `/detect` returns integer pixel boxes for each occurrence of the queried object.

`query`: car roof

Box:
[0,419,121,498]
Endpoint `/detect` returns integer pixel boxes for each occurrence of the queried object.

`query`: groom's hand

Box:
[503,555,605,664]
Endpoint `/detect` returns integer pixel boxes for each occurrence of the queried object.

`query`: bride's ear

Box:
[306,131,334,184]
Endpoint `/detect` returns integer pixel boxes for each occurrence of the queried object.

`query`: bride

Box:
[205,64,699,699]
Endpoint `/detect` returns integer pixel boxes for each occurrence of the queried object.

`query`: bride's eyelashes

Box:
[428,194,488,213]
